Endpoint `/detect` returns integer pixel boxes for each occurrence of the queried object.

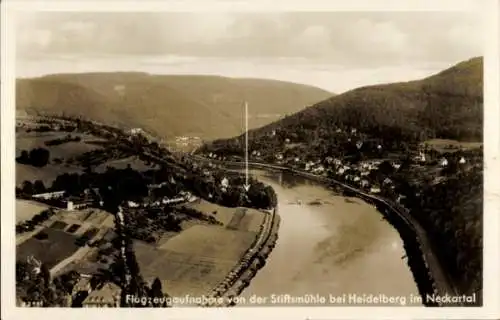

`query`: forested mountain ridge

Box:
[240,57,483,146]
[16,73,333,140]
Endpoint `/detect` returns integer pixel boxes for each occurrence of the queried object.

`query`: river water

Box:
[236,169,421,307]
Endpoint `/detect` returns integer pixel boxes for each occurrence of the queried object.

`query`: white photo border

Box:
[2,0,499,319]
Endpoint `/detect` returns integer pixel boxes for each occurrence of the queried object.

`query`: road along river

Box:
[234,169,422,307]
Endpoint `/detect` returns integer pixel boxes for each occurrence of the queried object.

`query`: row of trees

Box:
[16,208,56,234]
[44,134,81,146]
[16,148,51,167]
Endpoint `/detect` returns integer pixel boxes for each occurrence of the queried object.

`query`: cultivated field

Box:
[16,199,51,223]
[159,225,256,260]
[16,130,155,185]
[134,224,258,298]
[16,228,80,269]
[16,131,104,185]
[17,208,116,276]
[16,132,103,159]
[16,163,83,186]
[422,139,482,152]
[184,200,265,232]
[94,156,157,173]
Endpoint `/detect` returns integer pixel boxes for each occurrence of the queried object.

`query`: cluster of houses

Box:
[71,275,122,308]
[130,189,198,208]
[247,142,471,197]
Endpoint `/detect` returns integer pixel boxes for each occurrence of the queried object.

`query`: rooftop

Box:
[83,282,121,305]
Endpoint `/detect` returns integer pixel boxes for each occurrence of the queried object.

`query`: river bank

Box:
[232,170,421,307]
[191,156,463,306]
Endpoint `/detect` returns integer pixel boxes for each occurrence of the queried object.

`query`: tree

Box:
[40,263,51,288]
[378,160,394,176]
[33,180,46,194]
[22,181,34,195]
[151,278,162,294]
[17,150,30,164]
[29,148,50,167]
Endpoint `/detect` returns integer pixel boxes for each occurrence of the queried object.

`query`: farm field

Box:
[16,129,157,187]
[184,199,265,232]
[16,131,103,185]
[16,132,103,159]
[16,199,51,223]
[94,156,157,173]
[16,163,83,186]
[134,224,258,298]
[16,227,80,269]
[422,139,482,152]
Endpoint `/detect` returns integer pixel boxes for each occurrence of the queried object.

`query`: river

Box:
[237,169,422,307]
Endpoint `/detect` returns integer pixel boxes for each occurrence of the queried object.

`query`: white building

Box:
[127,201,140,208]
[416,152,426,163]
[459,157,466,164]
[32,191,66,200]
[440,158,449,167]
[370,186,381,193]
[130,128,142,135]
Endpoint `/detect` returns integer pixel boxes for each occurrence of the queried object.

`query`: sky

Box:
[15,11,484,93]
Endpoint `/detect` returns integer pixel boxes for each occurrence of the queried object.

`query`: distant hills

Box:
[16,73,333,140]
[206,57,483,156]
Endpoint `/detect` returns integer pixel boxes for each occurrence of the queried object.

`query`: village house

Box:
[370,186,381,193]
[396,194,407,204]
[415,151,427,163]
[382,177,393,186]
[66,196,95,211]
[305,161,315,171]
[360,180,370,188]
[440,157,449,167]
[72,275,92,297]
[221,177,229,188]
[127,201,140,208]
[130,128,143,135]
[311,165,325,175]
[459,156,466,164]
[82,282,121,308]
